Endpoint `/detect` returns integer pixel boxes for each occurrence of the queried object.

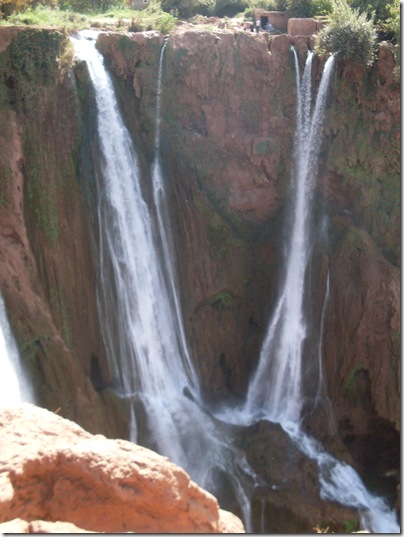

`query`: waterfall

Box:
[235,49,398,533]
[72,31,399,533]
[243,51,333,423]
[72,30,196,452]
[71,31,258,530]
[0,294,33,406]
[150,40,199,393]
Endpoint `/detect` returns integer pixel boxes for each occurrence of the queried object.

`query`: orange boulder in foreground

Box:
[0,404,244,533]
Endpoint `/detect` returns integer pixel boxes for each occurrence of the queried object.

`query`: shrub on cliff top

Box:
[286,0,333,18]
[161,0,215,18]
[348,0,398,22]
[314,0,377,67]
[214,0,249,17]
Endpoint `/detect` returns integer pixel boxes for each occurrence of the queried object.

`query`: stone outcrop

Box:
[0,519,96,533]
[237,420,360,533]
[0,404,244,533]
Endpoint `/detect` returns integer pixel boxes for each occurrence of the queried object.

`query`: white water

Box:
[232,50,398,533]
[0,294,33,406]
[72,33,399,533]
[150,40,199,393]
[243,51,332,423]
[71,31,258,529]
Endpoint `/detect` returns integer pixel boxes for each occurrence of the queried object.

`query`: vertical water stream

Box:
[0,294,33,406]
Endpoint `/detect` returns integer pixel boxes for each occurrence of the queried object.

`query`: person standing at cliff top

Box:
[255,18,261,32]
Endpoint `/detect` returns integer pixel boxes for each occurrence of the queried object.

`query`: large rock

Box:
[0,519,96,533]
[236,420,360,533]
[0,404,244,533]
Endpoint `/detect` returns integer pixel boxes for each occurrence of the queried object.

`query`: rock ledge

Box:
[0,404,244,533]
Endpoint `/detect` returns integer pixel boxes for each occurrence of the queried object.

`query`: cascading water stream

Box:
[243,51,332,423]
[72,30,197,456]
[72,31,260,530]
[150,40,198,392]
[230,49,398,532]
[0,293,33,406]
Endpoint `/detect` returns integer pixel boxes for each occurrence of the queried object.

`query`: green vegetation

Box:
[25,161,60,244]
[0,0,399,55]
[214,0,249,17]
[285,0,332,18]
[50,287,73,348]
[314,0,377,67]
[348,0,397,23]
[0,1,177,33]
[343,518,360,533]
[2,4,88,25]
[343,363,366,394]
[0,166,11,208]
[199,289,237,310]
[0,29,69,110]
[161,0,215,18]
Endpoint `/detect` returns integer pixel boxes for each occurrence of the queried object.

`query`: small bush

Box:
[375,0,400,41]
[314,0,377,67]
[275,0,287,9]
[58,0,126,13]
[286,0,332,17]
[161,0,214,18]
[158,11,176,33]
[253,0,277,10]
[2,4,88,26]
[214,0,249,17]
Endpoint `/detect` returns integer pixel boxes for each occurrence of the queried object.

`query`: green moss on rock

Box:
[0,29,69,112]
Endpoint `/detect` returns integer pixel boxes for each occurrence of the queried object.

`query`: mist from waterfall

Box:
[71,32,399,533]
[0,294,34,406]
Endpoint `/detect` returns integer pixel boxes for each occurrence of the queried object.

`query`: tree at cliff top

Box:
[58,0,126,13]
[348,0,398,22]
[161,0,252,18]
[0,0,126,18]
[314,0,377,67]
[161,0,215,18]
[286,0,332,17]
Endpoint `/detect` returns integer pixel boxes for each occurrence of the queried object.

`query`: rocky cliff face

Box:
[100,27,399,413]
[0,28,128,438]
[97,26,400,503]
[0,23,400,529]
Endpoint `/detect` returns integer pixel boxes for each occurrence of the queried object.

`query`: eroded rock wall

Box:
[97,27,400,496]
[0,28,128,438]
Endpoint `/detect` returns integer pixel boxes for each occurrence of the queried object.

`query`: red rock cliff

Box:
[0,25,400,518]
